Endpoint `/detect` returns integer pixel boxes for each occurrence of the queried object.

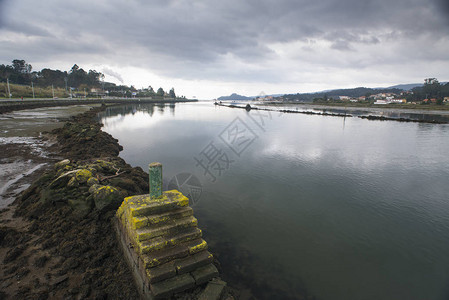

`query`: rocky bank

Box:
[0,106,229,299]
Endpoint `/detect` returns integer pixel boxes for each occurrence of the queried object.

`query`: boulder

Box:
[75,169,93,184]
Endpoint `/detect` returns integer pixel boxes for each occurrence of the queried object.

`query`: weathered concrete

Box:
[191,264,219,285]
[149,162,163,199]
[115,162,223,298]
[150,273,196,298]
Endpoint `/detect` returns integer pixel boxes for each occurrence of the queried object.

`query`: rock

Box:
[67,177,79,188]
[92,185,122,211]
[92,160,117,174]
[49,169,82,189]
[198,278,227,300]
[54,159,70,169]
[87,177,99,186]
[88,184,101,194]
[75,169,93,184]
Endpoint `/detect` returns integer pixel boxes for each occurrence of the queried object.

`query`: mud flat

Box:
[0,105,143,298]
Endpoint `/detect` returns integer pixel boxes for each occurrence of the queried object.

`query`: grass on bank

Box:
[0,82,69,99]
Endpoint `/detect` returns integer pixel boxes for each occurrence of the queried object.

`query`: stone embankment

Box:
[0,98,196,114]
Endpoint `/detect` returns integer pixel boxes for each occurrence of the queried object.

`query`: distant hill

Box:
[217,93,253,100]
[282,87,404,102]
[384,83,422,90]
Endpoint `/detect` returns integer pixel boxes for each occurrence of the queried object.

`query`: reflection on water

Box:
[100,102,449,300]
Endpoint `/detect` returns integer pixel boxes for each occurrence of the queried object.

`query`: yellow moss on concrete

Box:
[189,240,207,255]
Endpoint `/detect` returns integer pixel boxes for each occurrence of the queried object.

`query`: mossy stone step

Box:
[143,238,207,268]
[191,264,219,285]
[146,260,176,284]
[124,190,189,218]
[185,238,208,255]
[150,273,195,298]
[146,250,213,284]
[132,206,193,230]
[139,227,202,254]
[136,216,198,242]
[175,250,214,275]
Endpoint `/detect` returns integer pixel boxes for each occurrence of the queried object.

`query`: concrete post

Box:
[149,162,163,199]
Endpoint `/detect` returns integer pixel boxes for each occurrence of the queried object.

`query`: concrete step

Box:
[150,273,195,298]
[132,206,193,230]
[123,190,189,218]
[146,260,176,284]
[139,227,202,254]
[185,238,208,255]
[146,250,213,284]
[191,263,219,285]
[143,238,207,268]
[175,250,214,275]
[136,216,198,242]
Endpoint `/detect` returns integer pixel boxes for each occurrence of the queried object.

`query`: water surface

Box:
[101,102,449,300]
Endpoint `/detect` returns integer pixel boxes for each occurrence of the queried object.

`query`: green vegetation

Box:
[278,78,449,107]
[281,87,403,102]
[0,59,184,99]
[405,78,449,104]
[0,82,67,98]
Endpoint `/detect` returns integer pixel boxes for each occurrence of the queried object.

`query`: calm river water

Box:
[100,102,449,300]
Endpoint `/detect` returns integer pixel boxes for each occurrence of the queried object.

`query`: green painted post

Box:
[149,162,163,199]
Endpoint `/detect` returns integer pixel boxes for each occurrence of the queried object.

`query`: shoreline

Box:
[0,104,234,299]
[0,98,197,114]
[0,105,142,298]
[264,101,449,113]
[216,102,449,124]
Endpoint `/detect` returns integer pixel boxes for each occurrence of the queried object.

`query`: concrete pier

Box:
[115,163,223,299]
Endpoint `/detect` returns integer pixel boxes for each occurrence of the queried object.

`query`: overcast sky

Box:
[1,0,449,99]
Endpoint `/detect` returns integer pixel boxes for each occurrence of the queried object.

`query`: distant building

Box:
[339,96,350,100]
[390,99,406,103]
[444,97,449,103]
[374,100,390,105]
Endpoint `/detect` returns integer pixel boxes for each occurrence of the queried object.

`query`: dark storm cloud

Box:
[0,0,448,82]
[0,0,8,27]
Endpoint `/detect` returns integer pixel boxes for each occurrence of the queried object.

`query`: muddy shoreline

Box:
[0,105,233,299]
[0,105,146,298]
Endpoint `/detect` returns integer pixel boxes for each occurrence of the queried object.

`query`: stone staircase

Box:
[115,167,224,299]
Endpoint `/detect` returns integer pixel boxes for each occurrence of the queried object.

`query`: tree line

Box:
[0,59,104,89]
[0,59,179,99]
[406,78,449,104]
